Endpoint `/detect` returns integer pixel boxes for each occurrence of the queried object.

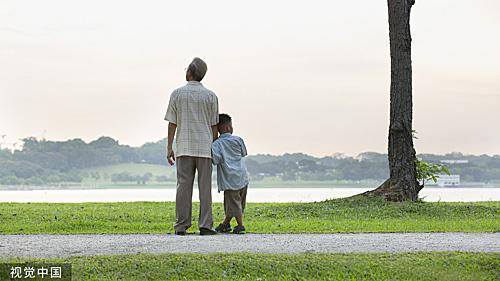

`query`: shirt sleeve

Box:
[210,94,219,126]
[239,138,248,157]
[164,91,177,124]
[211,141,223,165]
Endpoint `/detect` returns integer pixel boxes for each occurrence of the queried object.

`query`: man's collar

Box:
[219,133,232,138]
[187,81,202,86]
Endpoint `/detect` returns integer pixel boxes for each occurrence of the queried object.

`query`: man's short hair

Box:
[218,113,232,129]
[188,57,208,81]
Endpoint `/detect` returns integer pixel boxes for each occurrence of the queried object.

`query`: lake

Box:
[0,187,499,203]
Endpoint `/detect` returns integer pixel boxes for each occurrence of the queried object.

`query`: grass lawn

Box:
[2,252,498,280]
[0,197,498,234]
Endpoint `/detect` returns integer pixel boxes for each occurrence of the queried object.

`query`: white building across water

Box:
[440,160,469,164]
[426,174,461,187]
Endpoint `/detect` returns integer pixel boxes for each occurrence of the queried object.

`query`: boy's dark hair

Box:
[218,114,232,129]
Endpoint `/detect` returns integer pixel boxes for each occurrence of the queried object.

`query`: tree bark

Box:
[358,0,420,201]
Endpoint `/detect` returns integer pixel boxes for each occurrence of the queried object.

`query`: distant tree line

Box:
[246,152,500,183]
[0,137,167,185]
[245,153,390,181]
[1,137,499,185]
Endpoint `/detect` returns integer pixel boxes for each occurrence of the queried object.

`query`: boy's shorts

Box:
[223,186,248,218]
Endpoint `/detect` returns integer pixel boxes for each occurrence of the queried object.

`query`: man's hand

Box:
[167,122,177,165]
[167,147,175,165]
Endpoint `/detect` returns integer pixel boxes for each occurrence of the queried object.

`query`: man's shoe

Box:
[175,230,186,236]
[199,228,217,236]
[215,223,232,233]
[233,225,246,234]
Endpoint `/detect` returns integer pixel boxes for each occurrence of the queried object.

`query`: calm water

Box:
[0,187,499,203]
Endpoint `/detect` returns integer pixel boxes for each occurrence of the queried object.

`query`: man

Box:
[164,57,219,235]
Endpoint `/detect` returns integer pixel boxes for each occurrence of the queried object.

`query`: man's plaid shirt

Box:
[165,81,219,158]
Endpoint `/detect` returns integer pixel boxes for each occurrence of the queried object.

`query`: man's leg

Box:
[196,157,213,230]
[173,156,196,232]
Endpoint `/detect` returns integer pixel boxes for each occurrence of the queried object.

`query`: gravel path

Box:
[1,233,499,258]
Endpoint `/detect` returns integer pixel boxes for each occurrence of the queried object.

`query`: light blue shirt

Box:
[212,133,249,192]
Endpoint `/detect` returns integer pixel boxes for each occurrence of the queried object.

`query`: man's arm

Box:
[164,91,178,165]
[210,94,219,141]
[167,122,177,165]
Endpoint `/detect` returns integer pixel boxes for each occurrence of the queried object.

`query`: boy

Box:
[212,114,249,234]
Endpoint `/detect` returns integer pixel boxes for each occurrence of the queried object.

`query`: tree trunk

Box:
[359,0,420,201]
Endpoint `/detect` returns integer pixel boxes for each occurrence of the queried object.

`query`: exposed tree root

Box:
[351,178,422,202]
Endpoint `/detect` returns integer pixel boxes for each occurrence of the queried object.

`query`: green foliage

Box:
[0,175,20,185]
[0,137,170,185]
[412,131,451,184]
[246,153,390,181]
[2,135,500,186]
[416,158,450,183]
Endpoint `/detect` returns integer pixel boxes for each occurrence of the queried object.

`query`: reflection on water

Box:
[0,188,499,203]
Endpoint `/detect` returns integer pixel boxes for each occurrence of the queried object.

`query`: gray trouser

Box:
[174,156,213,231]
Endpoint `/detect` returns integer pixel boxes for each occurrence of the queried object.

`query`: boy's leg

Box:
[225,188,244,225]
[236,186,248,226]
[235,215,243,226]
[223,215,232,225]
[240,186,248,214]
[215,192,233,233]
[223,191,233,224]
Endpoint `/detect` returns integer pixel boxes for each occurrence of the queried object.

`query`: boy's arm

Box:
[211,142,223,165]
[240,138,248,157]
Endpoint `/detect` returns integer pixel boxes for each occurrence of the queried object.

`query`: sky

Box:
[1,0,499,156]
